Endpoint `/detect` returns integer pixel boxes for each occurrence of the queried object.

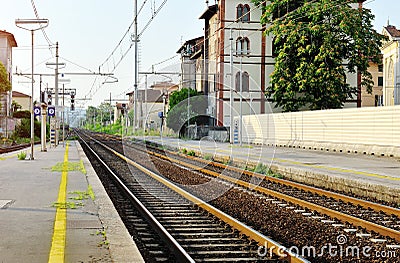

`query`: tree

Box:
[166,88,207,134]
[253,0,385,111]
[168,88,199,110]
[11,100,22,113]
[0,61,11,93]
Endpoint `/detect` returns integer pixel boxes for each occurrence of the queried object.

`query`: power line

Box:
[93,0,169,100]
[30,0,55,55]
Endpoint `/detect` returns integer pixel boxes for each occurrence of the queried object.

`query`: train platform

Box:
[139,136,400,204]
[0,141,144,263]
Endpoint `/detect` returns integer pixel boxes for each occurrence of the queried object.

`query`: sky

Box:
[0,0,398,108]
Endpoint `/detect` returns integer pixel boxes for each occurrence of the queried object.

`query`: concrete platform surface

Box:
[0,141,144,263]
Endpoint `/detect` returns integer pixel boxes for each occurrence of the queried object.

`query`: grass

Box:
[51,160,86,174]
[187,150,196,156]
[203,153,213,161]
[96,229,109,247]
[68,185,95,201]
[52,201,82,209]
[17,151,27,160]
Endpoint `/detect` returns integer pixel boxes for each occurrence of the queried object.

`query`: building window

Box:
[236,4,243,21]
[378,64,383,72]
[375,95,383,106]
[378,76,383,86]
[237,4,250,22]
[236,37,250,56]
[235,71,250,92]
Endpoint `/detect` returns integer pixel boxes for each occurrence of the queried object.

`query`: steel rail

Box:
[146,149,400,243]
[80,133,310,263]
[77,133,195,263]
[145,142,400,216]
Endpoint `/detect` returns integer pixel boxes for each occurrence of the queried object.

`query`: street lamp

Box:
[15,18,49,160]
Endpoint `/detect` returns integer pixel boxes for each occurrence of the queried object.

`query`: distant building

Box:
[127,82,178,129]
[12,91,31,112]
[0,30,17,136]
[178,1,360,127]
[362,59,384,107]
[197,1,274,126]
[381,24,400,106]
[177,36,204,92]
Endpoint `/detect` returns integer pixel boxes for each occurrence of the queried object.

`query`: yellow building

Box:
[12,91,31,111]
[362,60,383,107]
[381,25,400,106]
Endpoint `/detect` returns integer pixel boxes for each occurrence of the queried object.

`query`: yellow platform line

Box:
[48,143,69,263]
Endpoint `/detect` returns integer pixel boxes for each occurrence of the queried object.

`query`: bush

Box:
[13,110,30,119]
[17,151,27,160]
[254,163,269,174]
[12,118,41,139]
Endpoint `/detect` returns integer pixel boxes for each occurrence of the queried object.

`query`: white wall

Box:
[237,106,400,156]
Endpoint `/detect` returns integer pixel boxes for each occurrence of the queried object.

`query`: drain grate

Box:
[67,219,102,229]
[0,200,14,209]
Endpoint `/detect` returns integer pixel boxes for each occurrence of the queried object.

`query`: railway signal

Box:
[71,92,75,111]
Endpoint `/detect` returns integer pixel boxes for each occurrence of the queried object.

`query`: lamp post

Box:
[15,18,49,160]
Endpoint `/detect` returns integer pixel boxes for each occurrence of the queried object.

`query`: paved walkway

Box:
[0,141,143,263]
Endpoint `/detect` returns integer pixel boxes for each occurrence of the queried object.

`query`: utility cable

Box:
[30,0,55,55]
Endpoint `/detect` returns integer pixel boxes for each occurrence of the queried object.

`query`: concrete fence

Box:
[238,105,400,157]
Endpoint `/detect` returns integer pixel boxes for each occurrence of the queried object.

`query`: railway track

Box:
[133,139,400,240]
[76,129,400,262]
[0,143,30,154]
[77,130,293,263]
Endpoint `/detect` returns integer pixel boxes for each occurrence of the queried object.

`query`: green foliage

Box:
[69,185,95,201]
[181,148,187,154]
[11,100,22,112]
[187,150,196,156]
[17,151,27,160]
[13,110,30,119]
[253,0,385,111]
[166,90,207,133]
[51,160,87,174]
[12,118,41,139]
[169,88,199,110]
[0,62,11,93]
[254,163,269,174]
[203,153,213,161]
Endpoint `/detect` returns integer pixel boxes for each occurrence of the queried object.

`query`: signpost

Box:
[33,106,41,117]
[48,106,55,117]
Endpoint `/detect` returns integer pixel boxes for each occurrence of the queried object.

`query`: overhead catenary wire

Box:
[91,0,170,99]
[30,0,55,55]
[86,0,374,103]
[187,0,370,57]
